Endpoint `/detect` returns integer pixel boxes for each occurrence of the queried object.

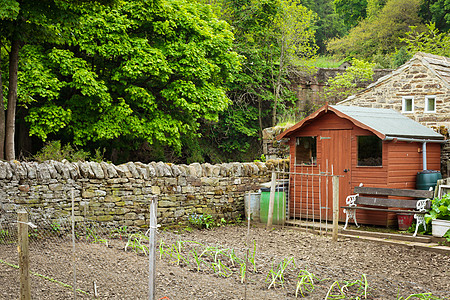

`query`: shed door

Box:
[320,129,352,221]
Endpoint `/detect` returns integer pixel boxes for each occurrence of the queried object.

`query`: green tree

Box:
[366,0,387,19]
[271,0,317,125]
[0,0,114,160]
[333,0,368,29]
[327,0,423,59]
[419,0,450,32]
[401,23,450,56]
[325,58,375,102]
[299,0,347,53]
[22,0,240,160]
[199,0,316,160]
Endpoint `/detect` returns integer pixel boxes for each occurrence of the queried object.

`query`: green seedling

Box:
[0,229,15,244]
[189,248,204,272]
[239,262,246,283]
[159,239,167,259]
[170,241,189,266]
[109,226,128,240]
[398,293,442,300]
[85,226,109,246]
[248,241,257,273]
[51,222,61,233]
[325,274,370,299]
[266,257,295,289]
[125,233,149,255]
[296,270,319,298]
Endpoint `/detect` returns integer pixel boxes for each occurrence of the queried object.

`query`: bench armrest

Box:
[416,199,430,213]
[345,194,359,207]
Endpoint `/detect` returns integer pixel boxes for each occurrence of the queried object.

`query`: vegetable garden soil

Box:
[1,225,449,299]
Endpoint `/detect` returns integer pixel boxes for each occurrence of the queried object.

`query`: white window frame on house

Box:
[425,95,436,113]
[402,96,414,113]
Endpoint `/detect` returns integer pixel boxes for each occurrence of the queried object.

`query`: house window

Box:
[425,96,436,113]
[357,136,382,166]
[402,96,414,113]
[296,137,316,165]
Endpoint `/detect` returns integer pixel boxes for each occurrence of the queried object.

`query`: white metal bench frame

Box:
[343,195,429,237]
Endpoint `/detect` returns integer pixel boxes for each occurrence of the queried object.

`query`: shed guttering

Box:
[383,136,446,143]
[384,136,447,170]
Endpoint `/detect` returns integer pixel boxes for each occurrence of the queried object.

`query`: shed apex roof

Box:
[329,105,443,139]
[337,52,450,105]
[277,104,444,140]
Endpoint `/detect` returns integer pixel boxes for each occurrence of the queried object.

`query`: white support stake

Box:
[332,176,339,242]
[266,171,276,230]
[148,198,157,300]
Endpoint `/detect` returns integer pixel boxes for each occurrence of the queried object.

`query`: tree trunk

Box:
[258,98,262,139]
[5,39,20,161]
[0,44,5,160]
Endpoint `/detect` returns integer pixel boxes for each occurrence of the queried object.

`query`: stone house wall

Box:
[0,160,275,228]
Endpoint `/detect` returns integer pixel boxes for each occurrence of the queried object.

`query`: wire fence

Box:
[0,205,152,299]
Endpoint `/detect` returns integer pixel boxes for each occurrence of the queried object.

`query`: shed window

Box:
[296,137,316,165]
[402,96,414,113]
[425,96,436,113]
[358,136,382,166]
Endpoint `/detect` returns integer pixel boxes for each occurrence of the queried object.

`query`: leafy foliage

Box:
[419,0,450,32]
[188,214,225,229]
[33,140,90,162]
[20,0,240,159]
[426,194,450,221]
[325,58,375,102]
[333,0,368,29]
[401,23,450,56]
[327,0,423,60]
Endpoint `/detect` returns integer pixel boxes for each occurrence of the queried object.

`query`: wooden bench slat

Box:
[356,197,431,209]
[354,187,433,198]
[341,206,426,214]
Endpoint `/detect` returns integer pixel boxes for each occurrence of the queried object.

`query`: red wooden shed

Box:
[277,104,445,226]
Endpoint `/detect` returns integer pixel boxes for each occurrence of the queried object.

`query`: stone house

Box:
[337,52,450,176]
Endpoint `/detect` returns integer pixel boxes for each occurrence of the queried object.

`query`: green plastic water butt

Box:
[259,187,286,225]
[416,170,442,191]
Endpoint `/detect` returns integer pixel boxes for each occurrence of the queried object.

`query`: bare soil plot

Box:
[1,226,449,299]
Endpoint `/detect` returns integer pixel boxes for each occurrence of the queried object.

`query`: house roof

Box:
[277,104,445,141]
[338,52,450,105]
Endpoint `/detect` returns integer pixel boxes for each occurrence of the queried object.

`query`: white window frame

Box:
[402,96,414,113]
[425,95,436,113]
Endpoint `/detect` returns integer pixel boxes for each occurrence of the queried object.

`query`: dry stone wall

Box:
[0,160,273,227]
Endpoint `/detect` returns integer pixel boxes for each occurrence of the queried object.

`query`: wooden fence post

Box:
[148,197,157,300]
[18,210,31,300]
[332,176,339,242]
[266,171,277,230]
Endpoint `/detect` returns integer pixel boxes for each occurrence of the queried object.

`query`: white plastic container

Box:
[244,192,261,222]
[431,219,450,237]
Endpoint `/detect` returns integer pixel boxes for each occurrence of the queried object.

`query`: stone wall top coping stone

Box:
[0,160,282,181]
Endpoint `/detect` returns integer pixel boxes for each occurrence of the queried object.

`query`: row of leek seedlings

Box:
[159,240,251,279]
[139,239,443,300]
